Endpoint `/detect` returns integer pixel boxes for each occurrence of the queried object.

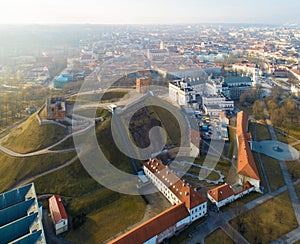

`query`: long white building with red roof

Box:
[207,111,261,208]
[109,159,207,244]
[49,195,68,235]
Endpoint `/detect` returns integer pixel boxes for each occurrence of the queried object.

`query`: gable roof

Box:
[207,183,235,202]
[144,159,206,209]
[49,195,67,224]
[236,111,260,181]
[109,203,189,244]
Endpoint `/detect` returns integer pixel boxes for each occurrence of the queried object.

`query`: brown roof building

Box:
[236,111,260,190]
[109,159,207,244]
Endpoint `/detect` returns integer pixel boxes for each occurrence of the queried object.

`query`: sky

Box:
[0,0,299,25]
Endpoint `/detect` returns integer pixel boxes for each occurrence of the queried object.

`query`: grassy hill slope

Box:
[1,113,66,153]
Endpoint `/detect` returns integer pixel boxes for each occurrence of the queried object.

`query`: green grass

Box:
[1,113,66,153]
[205,228,234,244]
[67,188,120,216]
[96,117,134,173]
[228,127,237,159]
[276,131,297,144]
[230,191,298,244]
[0,150,76,192]
[286,161,300,181]
[34,159,101,197]
[261,154,285,191]
[71,90,128,104]
[277,125,300,140]
[252,152,268,193]
[51,136,74,150]
[74,107,110,118]
[255,123,271,141]
[65,195,146,244]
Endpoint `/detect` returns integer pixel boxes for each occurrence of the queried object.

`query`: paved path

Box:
[11,154,79,189]
[221,222,249,244]
[187,185,287,243]
[266,119,300,242]
[271,226,300,244]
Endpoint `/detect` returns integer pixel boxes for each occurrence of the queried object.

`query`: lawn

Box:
[261,154,285,191]
[71,90,128,104]
[276,131,297,144]
[1,113,66,153]
[227,127,237,159]
[65,195,146,244]
[255,123,271,141]
[0,150,76,192]
[34,159,101,197]
[51,136,74,150]
[252,152,267,193]
[230,191,298,244]
[73,107,110,118]
[286,161,300,181]
[205,228,234,244]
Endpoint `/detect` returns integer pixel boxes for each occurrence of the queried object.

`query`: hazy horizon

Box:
[0,0,299,25]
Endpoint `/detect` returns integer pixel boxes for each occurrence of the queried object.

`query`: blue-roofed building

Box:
[0,183,46,244]
[54,74,73,88]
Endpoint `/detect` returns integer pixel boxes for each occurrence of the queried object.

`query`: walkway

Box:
[187,185,287,243]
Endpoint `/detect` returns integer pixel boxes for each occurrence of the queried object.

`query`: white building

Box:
[110,159,207,244]
[202,94,234,116]
[49,195,68,235]
[207,183,255,209]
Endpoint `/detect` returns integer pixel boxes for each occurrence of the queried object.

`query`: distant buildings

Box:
[0,183,46,244]
[110,159,207,244]
[49,195,68,235]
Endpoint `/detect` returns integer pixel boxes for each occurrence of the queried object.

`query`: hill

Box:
[1,113,66,153]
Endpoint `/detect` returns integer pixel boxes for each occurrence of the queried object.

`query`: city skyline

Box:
[0,0,299,25]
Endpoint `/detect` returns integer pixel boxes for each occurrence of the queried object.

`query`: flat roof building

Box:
[0,183,46,244]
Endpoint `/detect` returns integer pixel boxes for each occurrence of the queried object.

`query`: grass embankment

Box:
[70,90,128,104]
[261,154,285,191]
[66,195,146,243]
[205,228,234,244]
[252,152,267,193]
[1,113,66,153]
[0,150,76,192]
[73,107,110,118]
[231,191,298,244]
[227,127,237,159]
[276,130,297,144]
[34,159,146,243]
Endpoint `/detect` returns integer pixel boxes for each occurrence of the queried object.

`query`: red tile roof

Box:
[144,159,206,209]
[236,112,260,181]
[207,183,234,202]
[108,203,189,244]
[49,195,67,224]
